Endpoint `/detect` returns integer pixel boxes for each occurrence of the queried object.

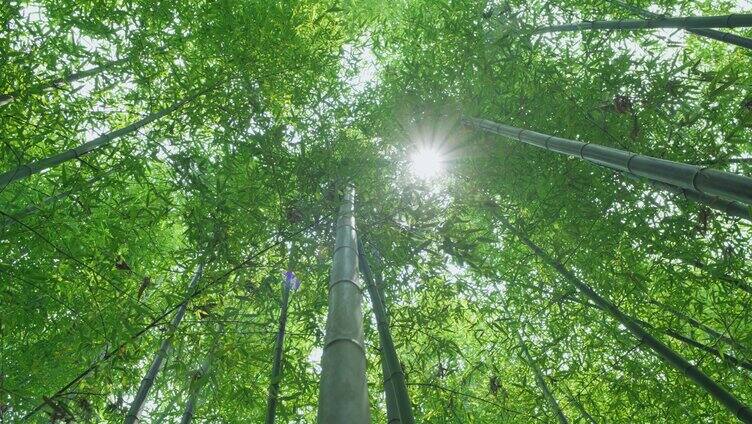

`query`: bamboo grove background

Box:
[1,0,751,422]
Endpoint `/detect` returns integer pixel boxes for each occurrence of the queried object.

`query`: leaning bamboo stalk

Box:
[180,354,212,424]
[622,173,751,221]
[648,299,752,357]
[607,0,752,50]
[0,85,211,188]
[372,248,401,424]
[516,330,569,424]
[265,252,299,424]
[1,164,123,227]
[358,238,415,424]
[534,14,752,34]
[463,117,752,205]
[561,383,598,424]
[0,57,129,107]
[496,215,752,423]
[124,261,205,424]
[180,320,225,424]
[318,187,370,423]
[565,295,752,373]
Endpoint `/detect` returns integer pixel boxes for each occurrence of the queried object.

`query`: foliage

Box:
[1,0,751,422]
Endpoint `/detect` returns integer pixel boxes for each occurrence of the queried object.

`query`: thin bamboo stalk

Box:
[648,299,752,357]
[1,164,123,227]
[534,14,752,34]
[607,0,752,50]
[358,238,415,424]
[0,57,128,107]
[516,331,569,424]
[463,117,752,205]
[180,328,221,424]
[264,284,291,424]
[0,86,211,188]
[318,187,370,423]
[561,383,598,424]
[565,296,752,372]
[124,261,205,424]
[496,216,752,423]
[372,247,401,424]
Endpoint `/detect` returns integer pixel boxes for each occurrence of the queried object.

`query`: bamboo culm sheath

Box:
[317,187,370,423]
[357,238,415,424]
[497,216,752,423]
[534,14,752,34]
[464,117,752,205]
[125,261,205,424]
[0,86,209,188]
[607,0,752,50]
[516,331,569,424]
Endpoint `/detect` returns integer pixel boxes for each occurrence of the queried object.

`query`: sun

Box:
[410,145,445,180]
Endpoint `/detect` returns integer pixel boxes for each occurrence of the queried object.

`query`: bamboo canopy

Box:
[317,188,370,423]
[463,117,752,206]
[534,14,752,34]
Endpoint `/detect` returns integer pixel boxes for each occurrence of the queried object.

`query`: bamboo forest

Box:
[3,0,752,422]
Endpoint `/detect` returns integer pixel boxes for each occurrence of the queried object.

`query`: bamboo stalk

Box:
[180,321,224,424]
[0,57,129,107]
[496,216,752,423]
[358,238,415,424]
[534,14,752,34]
[318,187,370,423]
[648,299,752,357]
[1,164,123,227]
[607,0,752,50]
[0,86,211,188]
[372,247,401,424]
[463,117,752,205]
[265,284,291,424]
[565,296,752,372]
[516,330,569,424]
[124,261,205,424]
[622,173,751,221]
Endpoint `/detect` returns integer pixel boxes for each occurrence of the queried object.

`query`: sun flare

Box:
[410,146,445,180]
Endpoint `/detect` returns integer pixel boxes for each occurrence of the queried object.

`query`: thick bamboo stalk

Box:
[357,238,415,424]
[265,284,291,424]
[0,87,208,188]
[534,14,752,34]
[0,57,129,107]
[318,187,370,423]
[516,331,569,424]
[622,173,751,221]
[496,216,752,423]
[608,0,752,50]
[463,117,752,205]
[125,261,205,424]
